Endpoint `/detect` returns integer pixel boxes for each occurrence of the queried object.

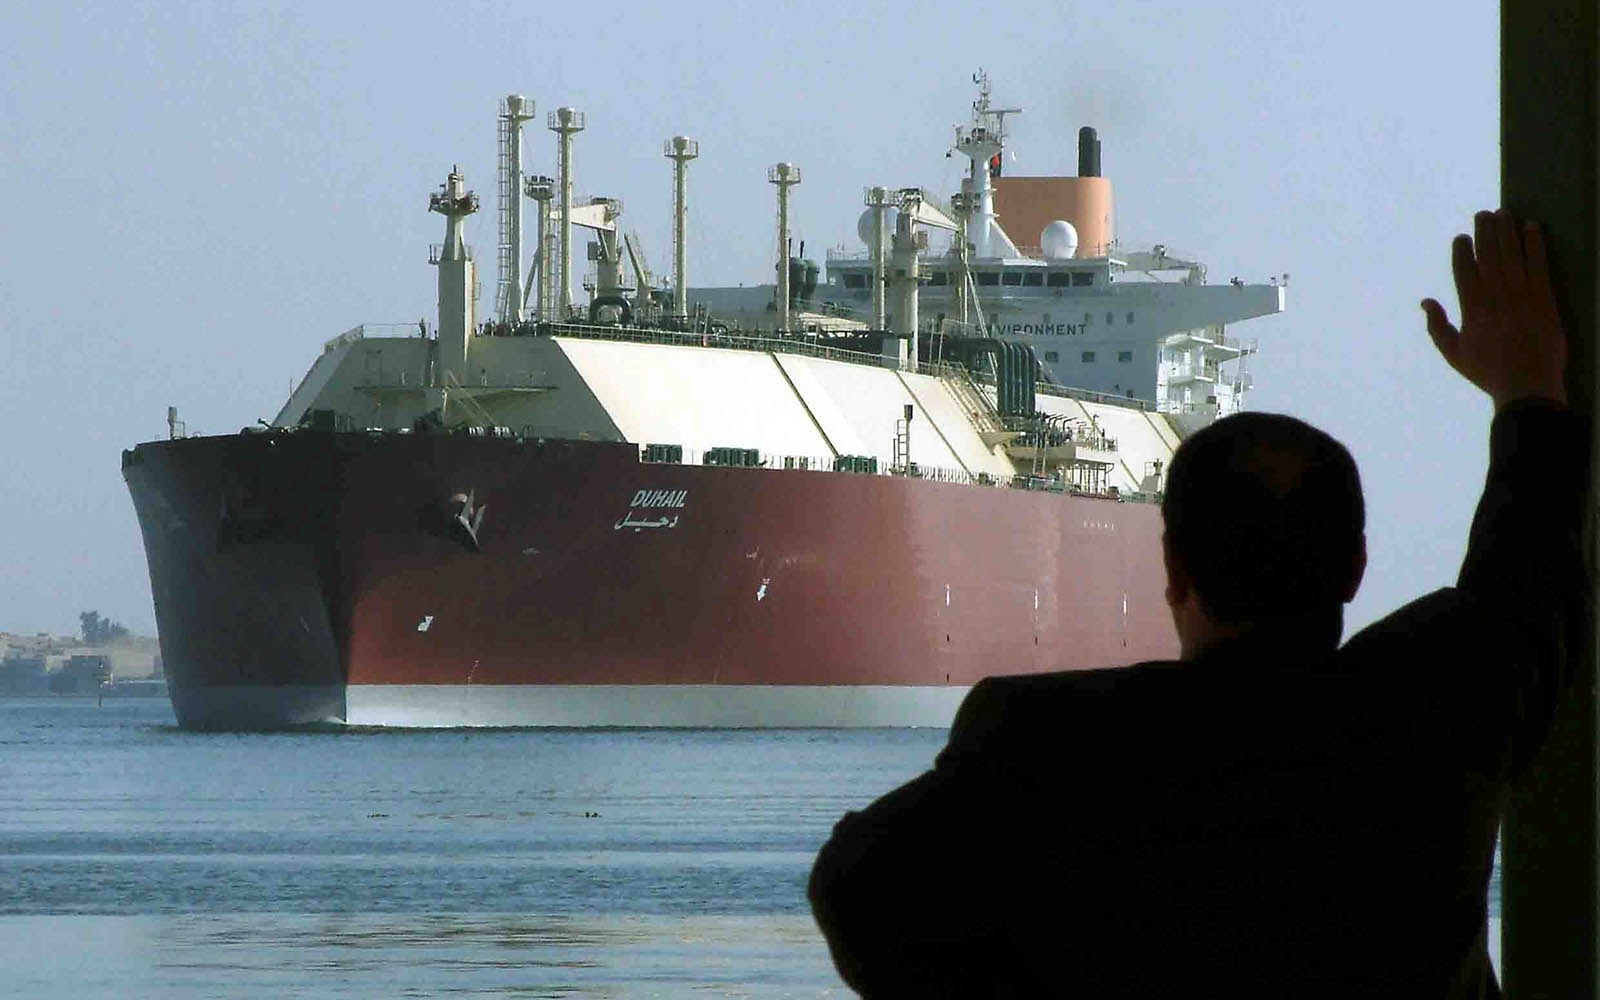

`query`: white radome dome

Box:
[856,207,901,246]
[1041,220,1079,260]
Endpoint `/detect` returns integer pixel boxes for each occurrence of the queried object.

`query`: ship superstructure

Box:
[696,73,1285,431]
[124,80,1285,730]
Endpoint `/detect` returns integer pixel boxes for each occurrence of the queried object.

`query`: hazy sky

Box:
[1,1,1496,638]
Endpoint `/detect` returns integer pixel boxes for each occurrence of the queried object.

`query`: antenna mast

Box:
[429,167,480,382]
[664,136,699,322]
[524,175,555,321]
[548,107,586,321]
[864,186,891,330]
[953,69,1022,259]
[768,163,801,333]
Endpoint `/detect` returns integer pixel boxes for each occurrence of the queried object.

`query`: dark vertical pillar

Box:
[1501,1,1599,995]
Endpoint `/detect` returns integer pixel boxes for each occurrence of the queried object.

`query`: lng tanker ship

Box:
[123,78,1284,729]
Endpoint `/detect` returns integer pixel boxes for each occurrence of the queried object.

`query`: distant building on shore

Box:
[51,655,112,695]
[0,631,163,696]
[0,652,49,695]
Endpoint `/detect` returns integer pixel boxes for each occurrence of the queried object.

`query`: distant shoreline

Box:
[0,685,168,699]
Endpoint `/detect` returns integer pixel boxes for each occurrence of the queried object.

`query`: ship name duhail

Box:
[629,489,688,509]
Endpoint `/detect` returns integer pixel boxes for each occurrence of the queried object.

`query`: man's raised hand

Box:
[1422,210,1567,408]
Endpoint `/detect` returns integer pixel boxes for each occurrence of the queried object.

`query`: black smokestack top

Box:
[1078,126,1101,178]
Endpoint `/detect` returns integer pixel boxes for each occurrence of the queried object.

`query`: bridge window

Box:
[1105,312,1114,326]
[1072,272,1094,287]
[1001,271,1024,286]
[1044,351,1059,363]
[927,271,948,286]
[1047,272,1071,287]
[1126,312,1135,324]
[1118,350,1133,363]
[977,272,1000,286]
[1081,351,1096,363]
[1022,271,1043,287]
[843,273,867,289]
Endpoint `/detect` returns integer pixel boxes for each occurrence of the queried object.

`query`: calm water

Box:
[0,698,1506,997]
[0,698,942,998]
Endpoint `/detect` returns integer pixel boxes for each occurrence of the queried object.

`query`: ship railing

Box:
[428,243,475,264]
[1007,245,1058,260]
[1160,400,1222,416]
[1169,331,1258,355]
[901,463,983,486]
[1013,242,1119,260]
[824,247,965,265]
[321,326,366,352]
[324,322,433,353]
[1005,419,1118,453]
[636,443,1141,501]
[960,367,1157,412]
[824,243,1120,265]
[1165,361,1223,380]
[642,448,848,474]
[354,322,431,342]
[360,322,429,336]
[1042,384,1155,410]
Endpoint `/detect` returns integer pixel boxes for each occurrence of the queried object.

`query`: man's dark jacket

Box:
[809,402,1586,998]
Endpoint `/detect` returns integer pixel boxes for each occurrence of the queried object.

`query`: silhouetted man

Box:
[809,211,1584,997]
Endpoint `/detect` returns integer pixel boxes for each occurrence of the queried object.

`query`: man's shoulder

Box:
[963,660,1185,702]
[946,637,1393,764]
[948,660,1185,750]
[1339,587,1478,667]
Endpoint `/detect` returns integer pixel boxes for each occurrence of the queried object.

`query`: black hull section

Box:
[123,433,347,729]
[168,684,345,731]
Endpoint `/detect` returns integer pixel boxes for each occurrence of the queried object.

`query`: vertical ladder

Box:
[494,114,515,324]
[892,417,910,473]
[543,201,563,321]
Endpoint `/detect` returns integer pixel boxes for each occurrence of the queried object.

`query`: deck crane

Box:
[568,197,633,324]
[885,187,969,369]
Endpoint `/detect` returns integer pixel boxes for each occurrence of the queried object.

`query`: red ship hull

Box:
[124,429,1176,729]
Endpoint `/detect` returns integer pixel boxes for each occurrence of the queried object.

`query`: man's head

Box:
[1161,412,1366,655]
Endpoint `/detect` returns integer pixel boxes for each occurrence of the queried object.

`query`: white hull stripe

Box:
[345,684,969,729]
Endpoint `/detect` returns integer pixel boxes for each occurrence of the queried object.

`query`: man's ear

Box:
[1341,534,1367,603]
[1162,533,1189,607]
